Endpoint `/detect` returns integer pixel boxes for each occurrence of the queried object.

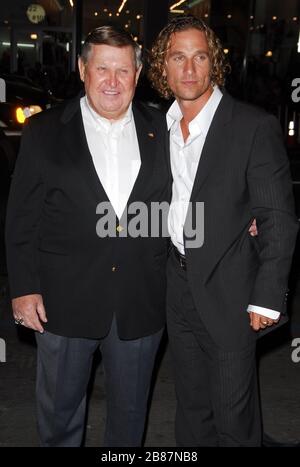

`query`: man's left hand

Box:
[250,312,279,331]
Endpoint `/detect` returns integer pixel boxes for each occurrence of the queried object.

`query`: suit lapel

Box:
[60,98,160,219]
[61,97,114,206]
[189,93,234,202]
[126,102,157,206]
[165,130,172,180]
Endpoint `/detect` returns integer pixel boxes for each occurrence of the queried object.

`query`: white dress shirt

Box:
[167,86,279,320]
[80,96,141,220]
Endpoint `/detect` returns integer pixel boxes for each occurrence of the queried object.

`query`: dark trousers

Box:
[35,316,163,447]
[167,251,262,447]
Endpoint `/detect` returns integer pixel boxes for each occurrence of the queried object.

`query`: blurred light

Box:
[66,42,69,52]
[118,1,127,14]
[288,120,295,136]
[250,15,254,19]
[4,20,9,24]
[126,10,130,14]
[133,36,138,41]
[104,8,108,13]
[116,13,120,16]
[227,14,232,19]
[69,0,73,7]
[136,15,141,20]
[170,9,185,13]
[272,16,277,20]
[30,33,38,40]
[19,43,35,48]
[223,48,229,54]
[293,17,298,21]
[94,12,98,16]
[170,1,187,11]
[109,13,112,17]
[16,105,42,124]
[204,13,209,18]
[298,31,300,52]
[16,108,26,124]
[2,42,35,48]
[265,50,273,57]
[125,24,129,28]
[23,106,42,117]
[188,0,206,7]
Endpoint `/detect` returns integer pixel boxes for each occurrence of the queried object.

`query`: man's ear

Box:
[78,57,85,82]
[162,62,167,77]
[135,64,143,85]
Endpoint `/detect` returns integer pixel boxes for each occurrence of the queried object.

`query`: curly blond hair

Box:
[148,15,230,100]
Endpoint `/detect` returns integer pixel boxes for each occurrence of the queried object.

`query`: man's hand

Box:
[12,294,47,333]
[249,312,279,331]
[249,218,258,237]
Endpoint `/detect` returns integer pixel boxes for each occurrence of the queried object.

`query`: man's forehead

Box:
[89,43,135,58]
[168,28,208,50]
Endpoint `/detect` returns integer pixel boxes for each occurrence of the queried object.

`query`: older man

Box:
[6,26,170,447]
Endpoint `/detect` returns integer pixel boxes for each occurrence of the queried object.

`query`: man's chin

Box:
[94,101,126,119]
[176,92,203,101]
[101,108,126,120]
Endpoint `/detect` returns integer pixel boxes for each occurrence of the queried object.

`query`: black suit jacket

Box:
[183,93,298,349]
[5,97,171,339]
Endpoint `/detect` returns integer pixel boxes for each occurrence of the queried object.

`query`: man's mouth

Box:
[103,90,119,95]
[182,80,197,85]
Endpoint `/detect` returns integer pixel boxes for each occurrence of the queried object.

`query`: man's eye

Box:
[120,69,129,74]
[97,66,106,71]
[195,54,207,62]
[173,56,185,62]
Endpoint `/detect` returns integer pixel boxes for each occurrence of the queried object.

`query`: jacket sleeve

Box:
[5,120,45,298]
[247,114,299,313]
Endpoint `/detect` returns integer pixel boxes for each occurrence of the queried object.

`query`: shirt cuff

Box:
[247,305,280,320]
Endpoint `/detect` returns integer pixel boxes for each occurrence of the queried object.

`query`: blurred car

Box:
[0,74,61,151]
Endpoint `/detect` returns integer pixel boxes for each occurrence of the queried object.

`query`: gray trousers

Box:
[35,316,163,447]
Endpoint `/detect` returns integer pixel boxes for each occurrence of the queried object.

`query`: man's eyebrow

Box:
[168,50,184,56]
[168,49,209,56]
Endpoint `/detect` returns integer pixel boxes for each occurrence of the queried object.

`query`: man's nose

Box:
[107,70,118,87]
[184,58,196,74]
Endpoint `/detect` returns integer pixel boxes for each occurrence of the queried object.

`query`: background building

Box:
[0,0,299,142]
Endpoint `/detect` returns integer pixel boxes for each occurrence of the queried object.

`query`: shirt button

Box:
[112,266,117,272]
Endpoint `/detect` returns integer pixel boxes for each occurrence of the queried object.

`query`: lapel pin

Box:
[148,132,155,138]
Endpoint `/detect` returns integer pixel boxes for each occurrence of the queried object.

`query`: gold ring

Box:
[14,317,24,325]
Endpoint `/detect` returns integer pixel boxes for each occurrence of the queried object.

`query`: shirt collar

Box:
[166,86,223,139]
[82,95,133,132]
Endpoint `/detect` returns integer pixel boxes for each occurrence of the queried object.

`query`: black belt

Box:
[173,246,187,270]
